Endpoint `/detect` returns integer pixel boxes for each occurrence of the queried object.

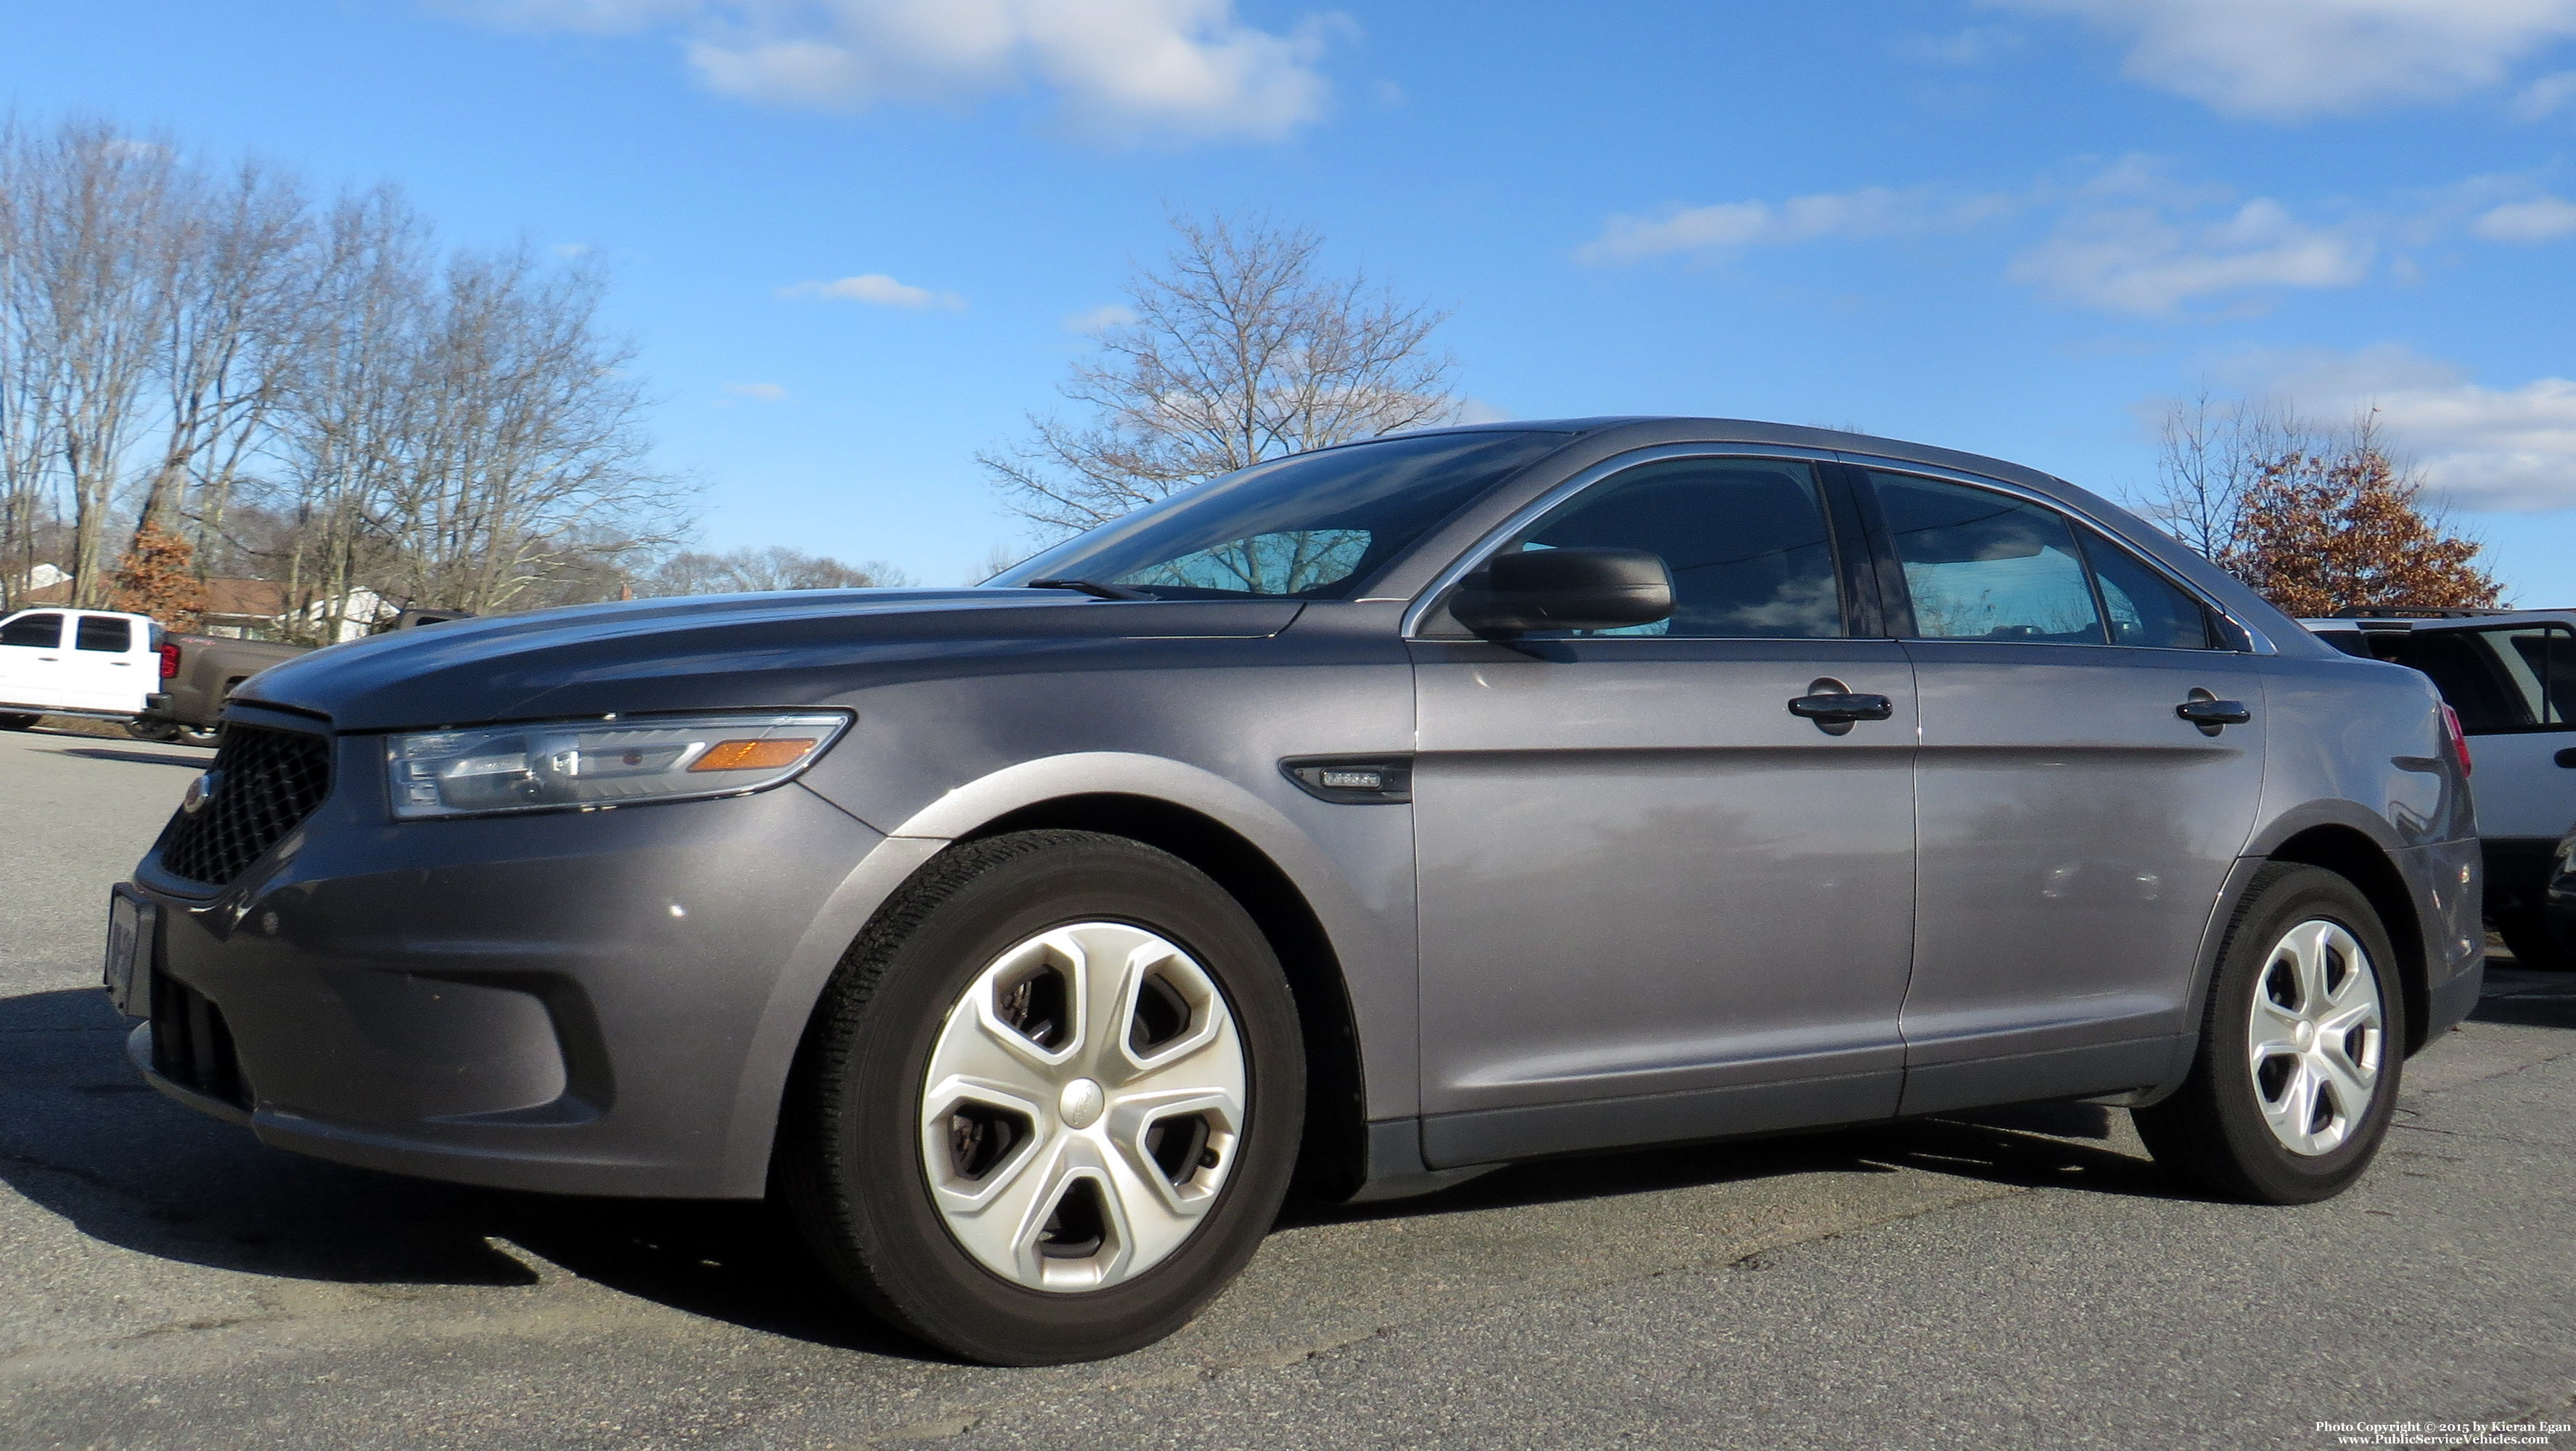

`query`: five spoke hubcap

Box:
[919,922,1246,1292]
[2245,917,2384,1157]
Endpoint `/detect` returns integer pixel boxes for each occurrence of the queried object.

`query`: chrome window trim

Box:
[1397,444,1850,640]
[1833,451,2278,656]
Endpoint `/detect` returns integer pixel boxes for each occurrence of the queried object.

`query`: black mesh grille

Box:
[160,724,333,886]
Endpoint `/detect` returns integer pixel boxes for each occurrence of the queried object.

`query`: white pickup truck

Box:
[0,608,165,729]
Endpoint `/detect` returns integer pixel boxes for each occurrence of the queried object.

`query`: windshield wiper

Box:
[1024,578,1154,601]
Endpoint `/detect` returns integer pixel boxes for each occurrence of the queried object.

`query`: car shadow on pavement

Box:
[0,986,923,1357]
[1301,1097,2191,1232]
[15,968,2565,1364]
[2469,965,2576,1029]
[44,746,213,769]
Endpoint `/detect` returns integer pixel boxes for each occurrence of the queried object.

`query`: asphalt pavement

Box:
[2,722,2572,1451]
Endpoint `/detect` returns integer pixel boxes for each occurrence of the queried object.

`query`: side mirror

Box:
[1449,547,1674,637]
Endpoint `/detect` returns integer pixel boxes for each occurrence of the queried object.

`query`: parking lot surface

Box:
[2,724,2572,1450]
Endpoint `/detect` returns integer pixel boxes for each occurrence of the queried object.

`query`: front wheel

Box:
[0,713,38,732]
[2135,863,2407,1204]
[777,830,1304,1365]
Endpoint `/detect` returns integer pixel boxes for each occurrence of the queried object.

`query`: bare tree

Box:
[633,545,911,597]
[0,118,184,606]
[978,211,1459,536]
[2148,392,2499,613]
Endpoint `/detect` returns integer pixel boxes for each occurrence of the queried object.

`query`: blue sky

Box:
[11,0,2576,600]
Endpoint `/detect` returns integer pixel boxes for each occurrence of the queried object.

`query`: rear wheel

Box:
[0,713,38,732]
[2135,863,2406,1204]
[777,830,1304,1365]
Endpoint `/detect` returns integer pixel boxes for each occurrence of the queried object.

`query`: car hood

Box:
[234,589,1304,732]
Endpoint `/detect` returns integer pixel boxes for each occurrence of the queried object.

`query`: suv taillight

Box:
[2441,703,2472,776]
[157,642,180,679]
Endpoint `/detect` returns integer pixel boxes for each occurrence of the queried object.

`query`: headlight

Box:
[385,711,851,820]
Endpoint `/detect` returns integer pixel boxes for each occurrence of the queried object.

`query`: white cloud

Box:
[2237,344,2576,511]
[454,0,1338,142]
[780,272,965,309]
[1578,185,2015,264]
[2010,188,2374,314]
[2516,68,2576,115]
[1901,25,2026,65]
[722,381,790,400]
[1063,303,1137,333]
[2474,195,2576,240]
[1986,0,2576,119]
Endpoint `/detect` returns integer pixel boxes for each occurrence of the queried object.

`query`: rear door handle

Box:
[2175,696,2252,734]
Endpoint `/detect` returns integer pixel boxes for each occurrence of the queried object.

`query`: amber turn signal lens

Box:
[689,737,817,772]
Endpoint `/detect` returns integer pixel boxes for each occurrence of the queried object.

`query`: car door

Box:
[66,614,147,712]
[2392,621,2576,841]
[0,611,70,710]
[1861,468,2268,1113]
[1408,451,1918,1167]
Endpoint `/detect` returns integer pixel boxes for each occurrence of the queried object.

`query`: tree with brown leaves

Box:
[2151,398,2499,617]
[105,522,208,628]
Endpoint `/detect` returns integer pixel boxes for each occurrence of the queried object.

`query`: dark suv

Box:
[109,419,2482,1364]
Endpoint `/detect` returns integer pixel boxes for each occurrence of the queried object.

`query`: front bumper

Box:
[124,761,907,1198]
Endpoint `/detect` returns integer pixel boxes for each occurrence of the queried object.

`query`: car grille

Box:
[159,724,333,887]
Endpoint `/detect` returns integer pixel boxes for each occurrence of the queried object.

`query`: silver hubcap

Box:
[919,922,1246,1292]
[2246,917,2384,1156]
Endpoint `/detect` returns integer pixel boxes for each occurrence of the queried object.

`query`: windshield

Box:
[991,430,1563,600]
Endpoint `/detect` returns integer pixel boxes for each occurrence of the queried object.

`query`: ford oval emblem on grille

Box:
[181,770,222,815]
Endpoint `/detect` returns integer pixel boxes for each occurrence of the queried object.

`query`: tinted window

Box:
[75,616,131,653]
[2401,624,2576,734]
[993,430,1564,600]
[1871,473,2103,644]
[2082,533,2215,649]
[1502,458,1843,638]
[0,613,62,649]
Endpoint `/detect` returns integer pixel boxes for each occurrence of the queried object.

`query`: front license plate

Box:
[103,888,156,1018]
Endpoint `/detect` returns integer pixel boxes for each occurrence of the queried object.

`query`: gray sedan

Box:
[109,418,2483,1364]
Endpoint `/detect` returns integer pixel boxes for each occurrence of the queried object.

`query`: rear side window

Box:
[2081,532,2215,650]
[1,613,63,649]
[1503,457,1845,638]
[1870,473,2103,644]
[2400,624,2576,734]
[75,616,132,653]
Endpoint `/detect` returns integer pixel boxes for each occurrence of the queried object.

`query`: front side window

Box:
[1871,473,2103,644]
[75,616,132,653]
[2400,624,2576,733]
[0,613,63,649]
[992,430,1564,600]
[1496,457,1844,638]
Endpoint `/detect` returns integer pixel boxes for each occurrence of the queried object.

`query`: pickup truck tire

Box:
[0,714,37,731]
[2135,864,2405,1205]
[2495,911,2574,973]
[125,721,220,748]
[776,830,1304,1366]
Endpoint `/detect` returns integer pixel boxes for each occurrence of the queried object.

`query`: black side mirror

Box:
[1449,547,1675,637]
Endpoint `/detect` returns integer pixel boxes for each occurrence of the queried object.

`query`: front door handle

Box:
[2175,695,2252,735]
[1788,686,1895,737]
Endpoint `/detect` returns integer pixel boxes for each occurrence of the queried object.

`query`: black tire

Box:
[0,713,38,731]
[2135,863,2408,1204]
[125,720,179,743]
[777,830,1304,1365]
[2495,911,2575,973]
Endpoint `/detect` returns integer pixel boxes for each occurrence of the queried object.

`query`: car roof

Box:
[1393,416,2069,494]
[2300,608,2576,632]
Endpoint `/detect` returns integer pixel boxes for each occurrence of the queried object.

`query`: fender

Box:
[713,752,1420,1195]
